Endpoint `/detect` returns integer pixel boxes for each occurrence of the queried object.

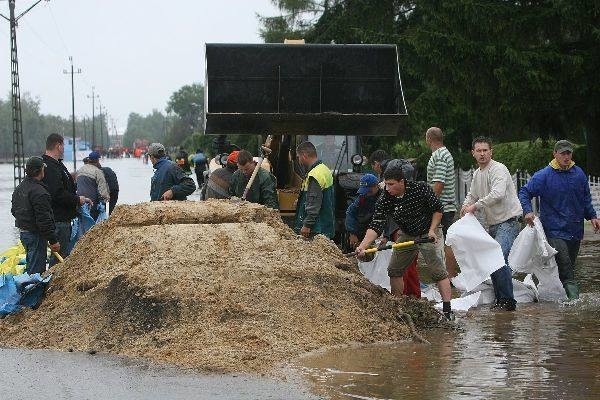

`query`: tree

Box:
[166,83,204,132]
[258,1,600,173]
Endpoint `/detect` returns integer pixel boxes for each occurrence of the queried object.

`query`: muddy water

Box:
[298,240,600,400]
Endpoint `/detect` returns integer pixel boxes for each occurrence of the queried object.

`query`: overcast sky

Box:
[0,0,279,134]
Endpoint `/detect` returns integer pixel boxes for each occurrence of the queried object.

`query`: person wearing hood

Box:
[148,143,196,201]
[518,140,600,300]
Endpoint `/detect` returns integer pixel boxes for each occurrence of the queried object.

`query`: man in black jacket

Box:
[41,134,91,266]
[11,157,60,274]
[98,162,119,215]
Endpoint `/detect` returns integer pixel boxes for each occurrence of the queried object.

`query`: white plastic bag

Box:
[358,249,391,291]
[508,225,537,272]
[446,213,506,292]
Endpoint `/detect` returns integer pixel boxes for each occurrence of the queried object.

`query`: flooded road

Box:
[2,157,599,399]
[0,157,199,249]
[297,240,600,400]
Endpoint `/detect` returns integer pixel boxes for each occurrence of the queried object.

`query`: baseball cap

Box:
[25,156,46,176]
[227,150,240,165]
[357,173,379,195]
[148,143,166,157]
[88,151,101,160]
[554,140,573,153]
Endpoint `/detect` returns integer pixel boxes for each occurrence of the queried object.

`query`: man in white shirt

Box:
[461,137,522,311]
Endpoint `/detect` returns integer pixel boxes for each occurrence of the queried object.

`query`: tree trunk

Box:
[586,116,600,176]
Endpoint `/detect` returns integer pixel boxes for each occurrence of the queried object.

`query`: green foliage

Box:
[258,0,600,174]
[491,141,552,173]
[122,110,168,148]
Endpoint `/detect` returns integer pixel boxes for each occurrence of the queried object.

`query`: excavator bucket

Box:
[204,43,408,136]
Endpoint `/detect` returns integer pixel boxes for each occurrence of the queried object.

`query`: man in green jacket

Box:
[229,150,279,209]
[294,141,335,239]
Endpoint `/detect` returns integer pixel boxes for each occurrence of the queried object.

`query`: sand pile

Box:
[0,200,440,373]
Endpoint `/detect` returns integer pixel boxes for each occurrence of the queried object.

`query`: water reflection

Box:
[299,243,600,400]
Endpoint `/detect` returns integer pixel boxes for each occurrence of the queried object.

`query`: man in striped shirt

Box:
[426,127,458,277]
[356,163,455,321]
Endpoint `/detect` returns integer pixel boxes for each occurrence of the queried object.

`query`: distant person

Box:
[148,143,196,201]
[229,150,279,209]
[11,157,60,274]
[294,141,335,239]
[461,136,521,311]
[425,126,458,277]
[518,139,600,300]
[176,147,191,175]
[369,149,390,180]
[42,133,91,266]
[96,159,119,215]
[76,151,111,219]
[192,148,208,187]
[204,151,238,200]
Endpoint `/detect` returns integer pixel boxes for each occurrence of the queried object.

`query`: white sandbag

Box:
[421,283,442,302]
[445,213,506,292]
[508,218,566,301]
[508,225,537,272]
[358,249,391,291]
[455,277,538,306]
[435,291,482,312]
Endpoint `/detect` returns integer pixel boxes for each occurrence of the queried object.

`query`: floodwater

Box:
[0,157,199,249]
[297,240,600,400]
[2,157,599,399]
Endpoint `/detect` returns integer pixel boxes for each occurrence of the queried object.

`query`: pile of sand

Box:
[0,200,441,373]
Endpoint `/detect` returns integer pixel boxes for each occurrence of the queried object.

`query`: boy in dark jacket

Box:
[346,174,380,248]
[11,157,60,274]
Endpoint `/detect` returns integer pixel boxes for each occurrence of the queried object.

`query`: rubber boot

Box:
[563,281,580,300]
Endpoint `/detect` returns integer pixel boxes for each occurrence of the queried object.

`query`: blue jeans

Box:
[488,219,520,301]
[48,221,72,267]
[20,231,48,275]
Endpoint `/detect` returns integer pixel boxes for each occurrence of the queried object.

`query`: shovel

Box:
[241,135,273,201]
[344,237,435,257]
[47,245,64,264]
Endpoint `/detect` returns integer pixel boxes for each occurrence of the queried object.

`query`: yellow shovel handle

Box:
[51,251,64,263]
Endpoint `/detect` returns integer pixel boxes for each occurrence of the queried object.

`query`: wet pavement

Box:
[0,348,320,400]
[2,157,599,399]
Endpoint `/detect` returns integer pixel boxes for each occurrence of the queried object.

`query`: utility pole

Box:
[63,56,81,171]
[87,87,99,149]
[82,116,87,147]
[0,0,47,187]
[98,100,103,151]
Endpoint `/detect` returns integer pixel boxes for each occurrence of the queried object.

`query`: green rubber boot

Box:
[563,281,580,300]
